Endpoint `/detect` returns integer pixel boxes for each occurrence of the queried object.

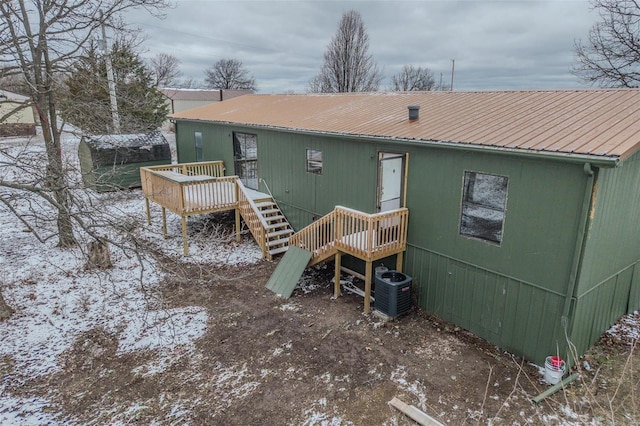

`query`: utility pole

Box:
[450,59,455,91]
[100,13,120,133]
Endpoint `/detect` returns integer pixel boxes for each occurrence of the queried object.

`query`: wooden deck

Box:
[288,206,409,313]
[140,162,277,256]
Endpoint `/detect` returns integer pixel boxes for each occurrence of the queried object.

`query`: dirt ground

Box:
[5,213,640,425]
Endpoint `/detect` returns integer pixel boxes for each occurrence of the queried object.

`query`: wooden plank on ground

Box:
[266,246,312,298]
[388,397,444,426]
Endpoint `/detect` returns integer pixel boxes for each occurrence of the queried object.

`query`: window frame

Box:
[459,170,509,245]
[306,148,323,175]
[194,131,203,162]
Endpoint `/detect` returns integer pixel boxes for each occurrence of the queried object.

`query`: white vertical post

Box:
[100,13,120,133]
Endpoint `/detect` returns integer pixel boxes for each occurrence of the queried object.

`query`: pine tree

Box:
[61,40,168,134]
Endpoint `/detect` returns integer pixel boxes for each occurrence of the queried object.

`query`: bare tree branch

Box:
[573,0,640,87]
[308,10,382,93]
[390,65,435,91]
[0,0,170,248]
[148,52,182,87]
[204,59,256,90]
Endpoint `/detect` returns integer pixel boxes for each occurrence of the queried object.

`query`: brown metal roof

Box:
[171,89,640,162]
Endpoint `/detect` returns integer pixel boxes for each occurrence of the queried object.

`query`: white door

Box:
[378,153,405,212]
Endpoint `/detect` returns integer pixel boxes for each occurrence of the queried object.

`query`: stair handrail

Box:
[290,205,409,261]
[258,178,292,231]
[289,208,336,257]
[236,179,270,230]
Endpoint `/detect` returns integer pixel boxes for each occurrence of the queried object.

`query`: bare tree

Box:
[204,59,256,90]
[308,10,382,93]
[573,0,640,87]
[0,0,169,248]
[149,52,182,87]
[390,65,436,91]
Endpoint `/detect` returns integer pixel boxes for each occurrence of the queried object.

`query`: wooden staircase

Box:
[267,206,410,313]
[236,180,294,260]
[254,199,294,257]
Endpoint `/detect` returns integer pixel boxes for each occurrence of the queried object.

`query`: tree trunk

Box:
[38,97,77,248]
[0,289,14,321]
[86,238,112,269]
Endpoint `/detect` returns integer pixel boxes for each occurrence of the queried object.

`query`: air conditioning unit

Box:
[374,271,412,317]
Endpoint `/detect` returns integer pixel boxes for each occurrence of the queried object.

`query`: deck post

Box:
[364,260,373,314]
[235,208,241,242]
[145,198,151,225]
[161,207,167,238]
[182,216,189,256]
[334,252,342,298]
[396,251,404,272]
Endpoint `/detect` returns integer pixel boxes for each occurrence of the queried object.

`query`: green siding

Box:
[405,245,567,363]
[570,151,640,357]
[266,246,312,298]
[175,121,235,171]
[259,130,377,222]
[78,140,170,192]
[174,119,640,365]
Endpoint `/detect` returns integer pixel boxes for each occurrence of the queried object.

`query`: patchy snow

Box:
[0,129,263,423]
[606,310,640,344]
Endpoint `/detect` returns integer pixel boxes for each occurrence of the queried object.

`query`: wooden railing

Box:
[236,179,269,258]
[141,161,226,177]
[289,206,408,263]
[140,161,234,216]
[289,210,337,263]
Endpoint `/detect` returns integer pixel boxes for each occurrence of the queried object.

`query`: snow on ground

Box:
[0,129,261,423]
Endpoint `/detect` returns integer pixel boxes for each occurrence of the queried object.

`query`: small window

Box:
[306,149,323,174]
[460,171,508,244]
[194,132,203,162]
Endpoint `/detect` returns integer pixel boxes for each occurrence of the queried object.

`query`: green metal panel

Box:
[92,161,168,192]
[405,244,567,364]
[78,139,170,192]
[175,121,235,171]
[266,246,312,298]
[403,148,587,291]
[258,129,377,223]
[628,263,640,314]
[570,151,640,356]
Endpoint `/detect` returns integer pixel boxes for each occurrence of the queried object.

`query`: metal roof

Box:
[171,89,640,162]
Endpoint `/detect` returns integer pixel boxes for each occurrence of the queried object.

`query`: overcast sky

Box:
[128,0,597,93]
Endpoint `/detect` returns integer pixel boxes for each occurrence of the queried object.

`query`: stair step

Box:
[268,229,294,238]
[265,215,285,222]
[268,246,289,256]
[255,201,276,209]
[267,237,290,247]
[266,222,290,230]
[260,208,280,215]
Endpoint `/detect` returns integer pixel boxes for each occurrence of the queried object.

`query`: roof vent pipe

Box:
[408,105,420,121]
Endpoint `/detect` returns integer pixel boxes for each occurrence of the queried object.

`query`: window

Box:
[194,132,203,162]
[306,149,323,174]
[233,132,258,189]
[460,171,508,244]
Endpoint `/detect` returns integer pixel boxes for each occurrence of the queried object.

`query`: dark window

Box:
[306,149,323,174]
[460,171,508,244]
[194,132,203,162]
[233,132,258,189]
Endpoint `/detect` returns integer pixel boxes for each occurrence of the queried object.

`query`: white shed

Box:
[0,89,36,137]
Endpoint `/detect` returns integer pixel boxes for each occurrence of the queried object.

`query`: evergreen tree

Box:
[61,40,168,134]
